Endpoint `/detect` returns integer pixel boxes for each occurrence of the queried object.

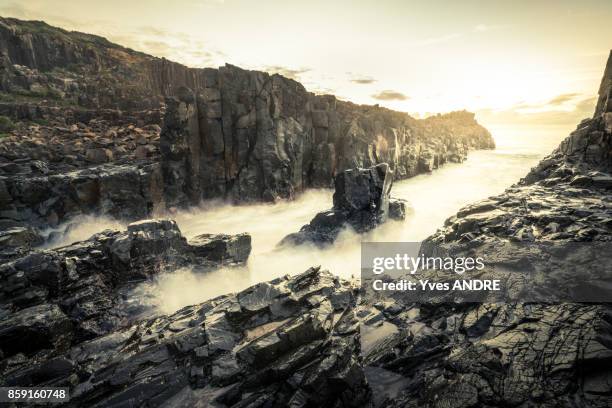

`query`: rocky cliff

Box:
[369,50,612,407]
[161,82,493,205]
[0,36,611,406]
[0,17,210,110]
[0,17,493,231]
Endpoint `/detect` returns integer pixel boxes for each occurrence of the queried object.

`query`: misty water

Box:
[52,124,573,315]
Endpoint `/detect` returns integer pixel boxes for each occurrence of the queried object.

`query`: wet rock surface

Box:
[280,163,405,246]
[355,50,612,407]
[1,16,611,408]
[189,233,252,264]
[1,267,370,408]
[0,219,251,368]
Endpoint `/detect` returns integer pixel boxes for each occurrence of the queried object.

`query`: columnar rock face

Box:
[281,163,406,246]
[595,50,612,118]
[160,80,495,204]
[0,17,494,229]
[0,18,213,110]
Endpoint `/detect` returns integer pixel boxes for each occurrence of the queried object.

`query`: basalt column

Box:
[160,87,202,209]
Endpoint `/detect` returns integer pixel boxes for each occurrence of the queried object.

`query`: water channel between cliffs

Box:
[53,124,572,314]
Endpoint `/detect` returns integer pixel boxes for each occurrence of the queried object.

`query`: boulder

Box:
[0,226,43,249]
[280,163,406,246]
[0,304,72,357]
[188,233,251,264]
[389,198,408,220]
[0,226,44,262]
[85,148,113,163]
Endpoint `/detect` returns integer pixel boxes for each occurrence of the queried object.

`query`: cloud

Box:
[263,65,311,80]
[371,90,410,101]
[138,26,170,37]
[477,95,597,126]
[505,92,586,113]
[473,24,502,32]
[473,23,511,33]
[547,92,581,106]
[350,76,377,84]
[142,40,173,55]
[310,86,337,96]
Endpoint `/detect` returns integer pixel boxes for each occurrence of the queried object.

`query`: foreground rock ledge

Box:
[1,267,370,408]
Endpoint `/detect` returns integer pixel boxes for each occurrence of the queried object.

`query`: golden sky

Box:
[1,0,611,126]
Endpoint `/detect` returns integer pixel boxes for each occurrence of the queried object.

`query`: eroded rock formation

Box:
[0,17,493,234]
[2,267,370,408]
[160,84,494,206]
[357,50,612,407]
[281,163,406,246]
[0,219,251,363]
[3,16,610,408]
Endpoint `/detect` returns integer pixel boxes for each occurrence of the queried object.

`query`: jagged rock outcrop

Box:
[0,219,251,362]
[0,17,212,110]
[1,16,610,408]
[281,163,406,246]
[0,225,44,260]
[356,50,612,408]
[1,267,370,408]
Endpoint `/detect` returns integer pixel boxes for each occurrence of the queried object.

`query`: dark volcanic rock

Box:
[333,164,393,215]
[281,163,405,246]
[0,17,494,233]
[1,267,371,408]
[0,304,72,357]
[0,162,165,233]
[357,50,612,408]
[0,226,44,261]
[189,233,252,264]
[160,83,494,205]
[0,219,251,363]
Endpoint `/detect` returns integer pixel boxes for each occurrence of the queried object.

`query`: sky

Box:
[1,0,611,127]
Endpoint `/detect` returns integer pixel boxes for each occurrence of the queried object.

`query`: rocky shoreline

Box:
[0,15,611,408]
